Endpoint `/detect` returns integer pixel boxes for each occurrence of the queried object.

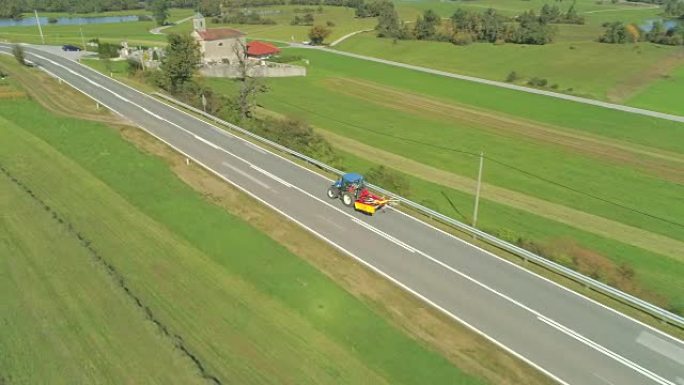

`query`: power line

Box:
[267,96,684,229]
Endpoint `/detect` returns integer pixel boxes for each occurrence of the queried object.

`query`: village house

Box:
[246,41,281,59]
[190,13,245,65]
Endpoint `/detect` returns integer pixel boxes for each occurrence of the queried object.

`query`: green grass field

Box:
[205,47,684,311]
[0,64,490,384]
[0,164,204,385]
[0,8,194,46]
[329,0,682,102]
[336,33,681,101]
[627,63,684,115]
[163,6,376,44]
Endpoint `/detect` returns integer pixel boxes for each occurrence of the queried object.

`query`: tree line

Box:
[367,2,561,45]
[0,0,361,19]
[599,20,684,45]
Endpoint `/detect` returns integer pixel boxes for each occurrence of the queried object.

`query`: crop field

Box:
[206,47,684,312]
[0,8,193,46]
[163,6,376,44]
[0,57,561,385]
[333,0,683,102]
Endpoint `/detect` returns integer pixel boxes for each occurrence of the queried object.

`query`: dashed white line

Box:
[221,162,270,190]
[539,316,676,385]
[250,165,293,187]
[636,331,684,366]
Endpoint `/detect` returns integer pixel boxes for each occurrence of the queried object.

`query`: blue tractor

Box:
[327,172,365,207]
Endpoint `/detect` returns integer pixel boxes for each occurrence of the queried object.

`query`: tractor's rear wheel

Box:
[326,186,339,199]
[341,192,354,207]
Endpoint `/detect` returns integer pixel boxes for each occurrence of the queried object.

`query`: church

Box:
[190,13,246,65]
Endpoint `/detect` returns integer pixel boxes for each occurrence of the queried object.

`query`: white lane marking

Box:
[22,47,680,384]
[637,332,684,366]
[594,373,617,385]
[221,162,270,190]
[351,217,416,253]
[195,135,220,150]
[250,165,293,188]
[539,316,676,385]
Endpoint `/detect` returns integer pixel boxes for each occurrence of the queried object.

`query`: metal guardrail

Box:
[154,92,684,329]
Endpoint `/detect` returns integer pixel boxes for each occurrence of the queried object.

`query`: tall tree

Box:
[0,0,23,19]
[198,0,221,17]
[308,24,332,44]
[160,33,200,92]
[374,0,401,38]
[150,0,170,26]
[413,9,440,40]
[232,41,268,119]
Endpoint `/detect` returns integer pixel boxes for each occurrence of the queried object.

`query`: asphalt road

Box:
[3,44,683,385]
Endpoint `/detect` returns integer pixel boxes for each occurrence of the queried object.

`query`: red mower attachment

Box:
[353,188,390,215]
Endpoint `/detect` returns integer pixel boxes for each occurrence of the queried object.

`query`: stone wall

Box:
[199,62,306,78]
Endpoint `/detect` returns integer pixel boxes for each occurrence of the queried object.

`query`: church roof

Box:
[196,28,245,41]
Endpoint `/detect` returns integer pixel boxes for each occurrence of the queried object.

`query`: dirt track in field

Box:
[317,129,684,262]
[322,77,684,184]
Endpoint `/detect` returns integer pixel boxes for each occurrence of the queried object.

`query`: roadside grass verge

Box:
[0,56,556,385]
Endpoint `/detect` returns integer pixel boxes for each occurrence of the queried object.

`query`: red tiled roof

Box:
[246,41,280,57]
[196,28,244,41]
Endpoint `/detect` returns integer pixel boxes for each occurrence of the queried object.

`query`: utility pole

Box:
[79,26,86,49]
[472,151,484,229]
[34,10,45,44]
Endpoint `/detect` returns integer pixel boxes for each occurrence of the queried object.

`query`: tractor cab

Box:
[333,173,365,192]
[328,173,365,206]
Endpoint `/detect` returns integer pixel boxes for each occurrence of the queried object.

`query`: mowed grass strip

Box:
[0,166,204,385]
[0,98,484,384]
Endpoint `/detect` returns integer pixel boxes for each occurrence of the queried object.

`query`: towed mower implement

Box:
[326,173,391,215]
